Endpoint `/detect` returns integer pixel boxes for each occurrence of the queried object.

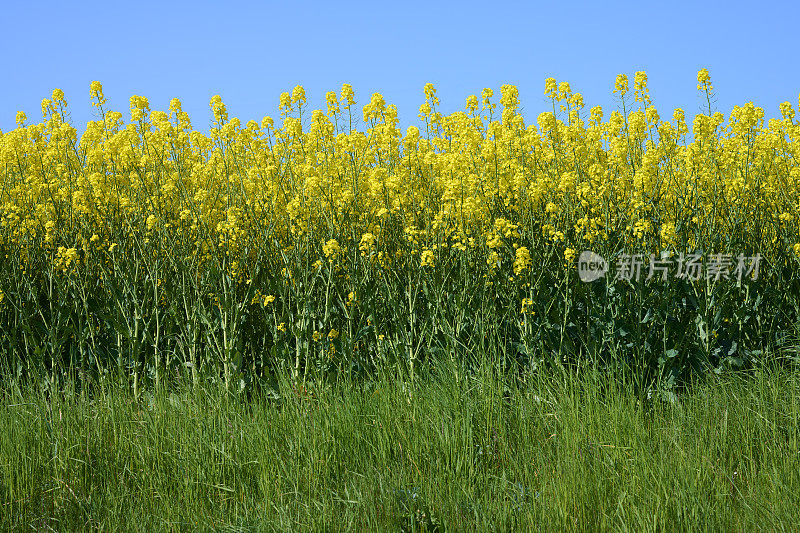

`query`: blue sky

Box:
[3,0,798,135]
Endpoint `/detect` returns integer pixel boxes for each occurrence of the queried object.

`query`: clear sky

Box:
[3,0,798,135]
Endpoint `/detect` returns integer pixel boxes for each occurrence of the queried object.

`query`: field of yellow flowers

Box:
[1,70,799,391]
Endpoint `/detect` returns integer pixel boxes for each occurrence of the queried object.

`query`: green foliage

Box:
[1,222,798,392]
[1,363,798,530]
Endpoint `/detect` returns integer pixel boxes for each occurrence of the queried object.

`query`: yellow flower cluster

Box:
[0,71,798,290]
[323,239,341,261]
[420,249,435,268]
[520,298,535,315]
[513,247,532,275]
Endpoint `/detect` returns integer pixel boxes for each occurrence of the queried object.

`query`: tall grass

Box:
[2,361,798,531]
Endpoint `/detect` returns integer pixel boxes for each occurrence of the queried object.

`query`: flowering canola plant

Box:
[1,70,799,387]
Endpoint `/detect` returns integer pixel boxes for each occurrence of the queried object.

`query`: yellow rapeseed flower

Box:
[613,74,629,96]
[359,233,376,255]
[513,246,532,275]
[544,78,558,99]
[420,250,434,267]
[520,298,534,315]
[697,68,713,91]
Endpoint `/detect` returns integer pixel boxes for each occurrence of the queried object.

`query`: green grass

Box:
[1,362,799,531]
